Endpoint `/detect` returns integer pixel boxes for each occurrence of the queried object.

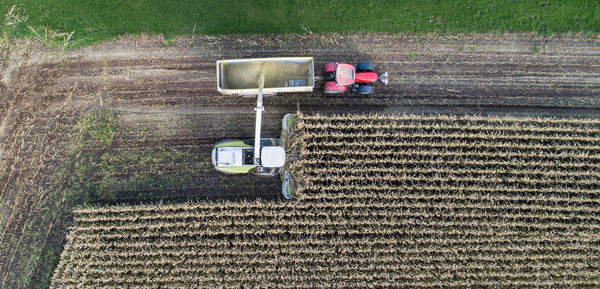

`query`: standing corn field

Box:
[51,113,600,288]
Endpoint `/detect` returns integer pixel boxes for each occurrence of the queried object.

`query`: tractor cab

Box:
[333,63,356,86]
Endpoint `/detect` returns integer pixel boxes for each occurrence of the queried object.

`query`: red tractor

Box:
[324,62,388,95]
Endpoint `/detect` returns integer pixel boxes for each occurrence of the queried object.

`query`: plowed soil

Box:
[1,32,600,288]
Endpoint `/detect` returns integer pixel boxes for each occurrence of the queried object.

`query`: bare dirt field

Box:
[1,33,600,287]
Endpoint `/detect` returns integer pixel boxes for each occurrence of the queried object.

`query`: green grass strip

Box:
[1,0,599,47]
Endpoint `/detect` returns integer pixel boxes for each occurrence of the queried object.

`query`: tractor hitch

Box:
[378,72,389,85]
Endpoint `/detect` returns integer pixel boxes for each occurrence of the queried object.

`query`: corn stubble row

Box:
[51,114,600,288]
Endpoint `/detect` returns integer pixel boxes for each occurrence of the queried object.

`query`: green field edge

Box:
[1,1,600,48]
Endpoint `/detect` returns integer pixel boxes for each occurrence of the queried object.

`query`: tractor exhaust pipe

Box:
[378,72,389,85]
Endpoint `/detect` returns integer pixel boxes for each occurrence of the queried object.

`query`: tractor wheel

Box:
[356,85,374,95]
[356,62,374,72]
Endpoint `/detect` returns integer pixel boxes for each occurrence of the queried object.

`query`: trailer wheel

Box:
[357,62,374,72]
[356,85,374,95]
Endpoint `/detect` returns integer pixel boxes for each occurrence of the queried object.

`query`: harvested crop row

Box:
[50,114,600,288]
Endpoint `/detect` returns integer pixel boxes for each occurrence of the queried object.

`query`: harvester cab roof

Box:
[261,146,285,167]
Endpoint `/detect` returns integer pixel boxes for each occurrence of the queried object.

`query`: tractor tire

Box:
[356,85,374,95]
[356,62,374,72]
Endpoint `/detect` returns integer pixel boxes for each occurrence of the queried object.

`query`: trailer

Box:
[216,57,315,96]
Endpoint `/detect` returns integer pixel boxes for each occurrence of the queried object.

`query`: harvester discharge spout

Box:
[254,72,265,164]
